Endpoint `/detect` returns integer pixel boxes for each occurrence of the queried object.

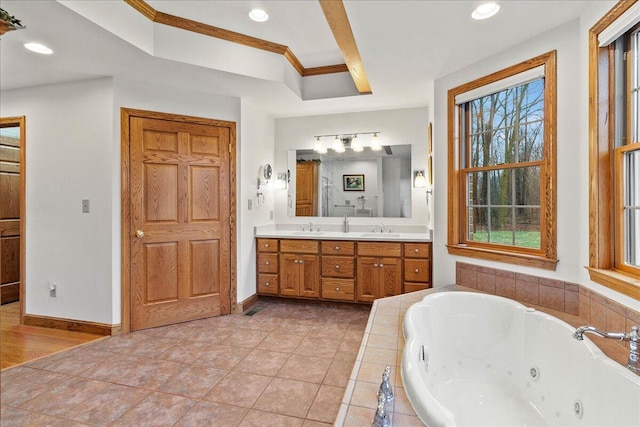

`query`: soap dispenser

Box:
[343,215,349,233]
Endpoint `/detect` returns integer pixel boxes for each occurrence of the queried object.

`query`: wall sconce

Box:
[413,170,426,188]
[275,171,289,190]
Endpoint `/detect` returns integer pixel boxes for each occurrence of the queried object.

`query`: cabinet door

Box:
[378,257,402,298]
[280,253,300,297]
[356,257,379,303]
[299,254,319,298]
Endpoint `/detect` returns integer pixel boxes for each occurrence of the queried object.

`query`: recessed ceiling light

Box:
[249,8,269,22]
[24,42,53,55]
[472,2,500,20]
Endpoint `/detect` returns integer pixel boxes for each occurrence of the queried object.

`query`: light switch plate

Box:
[82,199,90,213]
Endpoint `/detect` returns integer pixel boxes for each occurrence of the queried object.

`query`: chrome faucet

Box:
[379,223,384,233]
[573,325,639,373]
[308,222,314,232]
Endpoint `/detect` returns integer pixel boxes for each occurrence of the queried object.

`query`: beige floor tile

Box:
[156,341,216,364]
[174,401,248,427]
[65,384,151,425]
[256,332,304,353]
[356,361,395,386]
[253,378,319,418]
[343,405,376,427]
[366,333,398,350]
[238,409,304,427]
[306,384,345,423]
[18,377,109,416]
[111,392,196,426]
[392,412,423,426]
[323,358,355,387]
[193,345,252,370]
[234,349,290,376]
[295,337,341,359]
[276,354,332,383]
[158,365,227,398]
[348,381,379,409]
[362,347,397,366]
[219,329,269,348]
[204,371,272,408]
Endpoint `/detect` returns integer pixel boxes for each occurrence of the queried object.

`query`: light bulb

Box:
[371,133,382,151]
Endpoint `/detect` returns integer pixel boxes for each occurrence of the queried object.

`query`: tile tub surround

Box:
[1,300,369,427]
[456,262,640,356]
[335,284,639,427]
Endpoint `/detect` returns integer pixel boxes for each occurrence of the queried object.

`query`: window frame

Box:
[447,51,558,271]
[588,0,640,300]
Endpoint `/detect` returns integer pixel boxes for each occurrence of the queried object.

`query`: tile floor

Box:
[1,299,370,426]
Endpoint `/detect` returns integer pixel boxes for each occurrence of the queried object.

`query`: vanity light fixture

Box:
[24,42,52,54]
[333,135,346,153]
[472,2,500,20]
[351,134,363,152]
[312,131,381,153]
[370,132,382,151]
[413,170,426,188]
[249,8,269,22]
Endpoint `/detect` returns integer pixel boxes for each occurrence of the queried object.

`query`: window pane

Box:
[515,207,541,248]
[515,166,541,205]
[467,171,488,206]
[468,78,544,167]
[623,149,640,268]
[468,207,489,243]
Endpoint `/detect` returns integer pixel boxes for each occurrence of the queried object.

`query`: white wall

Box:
[1,78,115,323]
[0,76,273,324]
[274,107,430,226]
[433,13,640,313]
[238,100,275,302]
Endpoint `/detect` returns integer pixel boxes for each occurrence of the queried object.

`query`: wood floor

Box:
[1,302,105,370]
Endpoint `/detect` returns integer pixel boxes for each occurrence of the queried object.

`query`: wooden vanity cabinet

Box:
[403,242,432,293]
[255,237,432,303]
[356,242,402,303]
[256,238,279,295]
[320,241,355,301]
[279,239,319,298]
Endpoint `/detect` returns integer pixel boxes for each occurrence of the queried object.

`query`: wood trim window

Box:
[447,51,558,271]
[589,0,640,300]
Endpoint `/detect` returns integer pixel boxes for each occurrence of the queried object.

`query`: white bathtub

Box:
[401,292,640,426]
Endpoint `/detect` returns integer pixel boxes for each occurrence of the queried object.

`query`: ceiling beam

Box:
[318,0,372,94]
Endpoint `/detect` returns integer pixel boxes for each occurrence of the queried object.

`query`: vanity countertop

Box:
[254,224,432,242]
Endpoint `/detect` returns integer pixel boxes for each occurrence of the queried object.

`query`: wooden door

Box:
[0,119,23,305]
[279,253,299,297]
[356,257,379,303]
[299,254,319,298]
[129,115,231,330]
[379,258,402,298]
[296,162,317,216]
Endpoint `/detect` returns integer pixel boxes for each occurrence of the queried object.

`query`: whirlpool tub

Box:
[401,292,640,426]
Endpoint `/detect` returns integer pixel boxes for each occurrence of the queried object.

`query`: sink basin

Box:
[359,233,401,238]
[291,231,325,236]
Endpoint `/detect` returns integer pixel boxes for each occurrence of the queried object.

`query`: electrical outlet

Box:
[248,199,253,210]
[48,282,57,298]
[82,199,90,213]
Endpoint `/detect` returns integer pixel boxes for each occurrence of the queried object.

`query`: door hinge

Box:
[228,144,232,154]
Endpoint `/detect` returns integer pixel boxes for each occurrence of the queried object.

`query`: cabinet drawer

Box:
[322,278,355,301]
[404,282,430,293]
[280,239,319,254]
[321,241,355,256]
[357,242,401,257]
[258,253,278,273]
[258,274,278,295]
[404,243,431,258]
[257,238,278,253]
[321,256,355,278]
[404,259,430,282]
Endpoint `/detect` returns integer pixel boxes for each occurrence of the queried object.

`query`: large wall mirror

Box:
[288,144,412,218]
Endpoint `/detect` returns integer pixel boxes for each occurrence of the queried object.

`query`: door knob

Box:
[136,230,145,238]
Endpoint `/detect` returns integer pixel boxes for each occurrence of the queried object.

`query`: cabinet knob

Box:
[414,248,419,253]
[265,282,270,286]
[374,263,378,267]
[414,268,419,273]
[265,243,269,247]
[335,265,340,269]
[265,261,270,265]
[379,264,384,268]
[335,287,340,291]
[334,246,340,251]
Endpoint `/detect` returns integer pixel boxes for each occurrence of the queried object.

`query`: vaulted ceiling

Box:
[1,0,593,117]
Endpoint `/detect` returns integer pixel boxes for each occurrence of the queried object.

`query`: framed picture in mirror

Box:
[343,174,365,191]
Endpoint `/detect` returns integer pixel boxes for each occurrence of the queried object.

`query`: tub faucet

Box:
[573,325,639,373]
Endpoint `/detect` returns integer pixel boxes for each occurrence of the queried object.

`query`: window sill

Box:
[446,244,558,271]
[586,268,640,300]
